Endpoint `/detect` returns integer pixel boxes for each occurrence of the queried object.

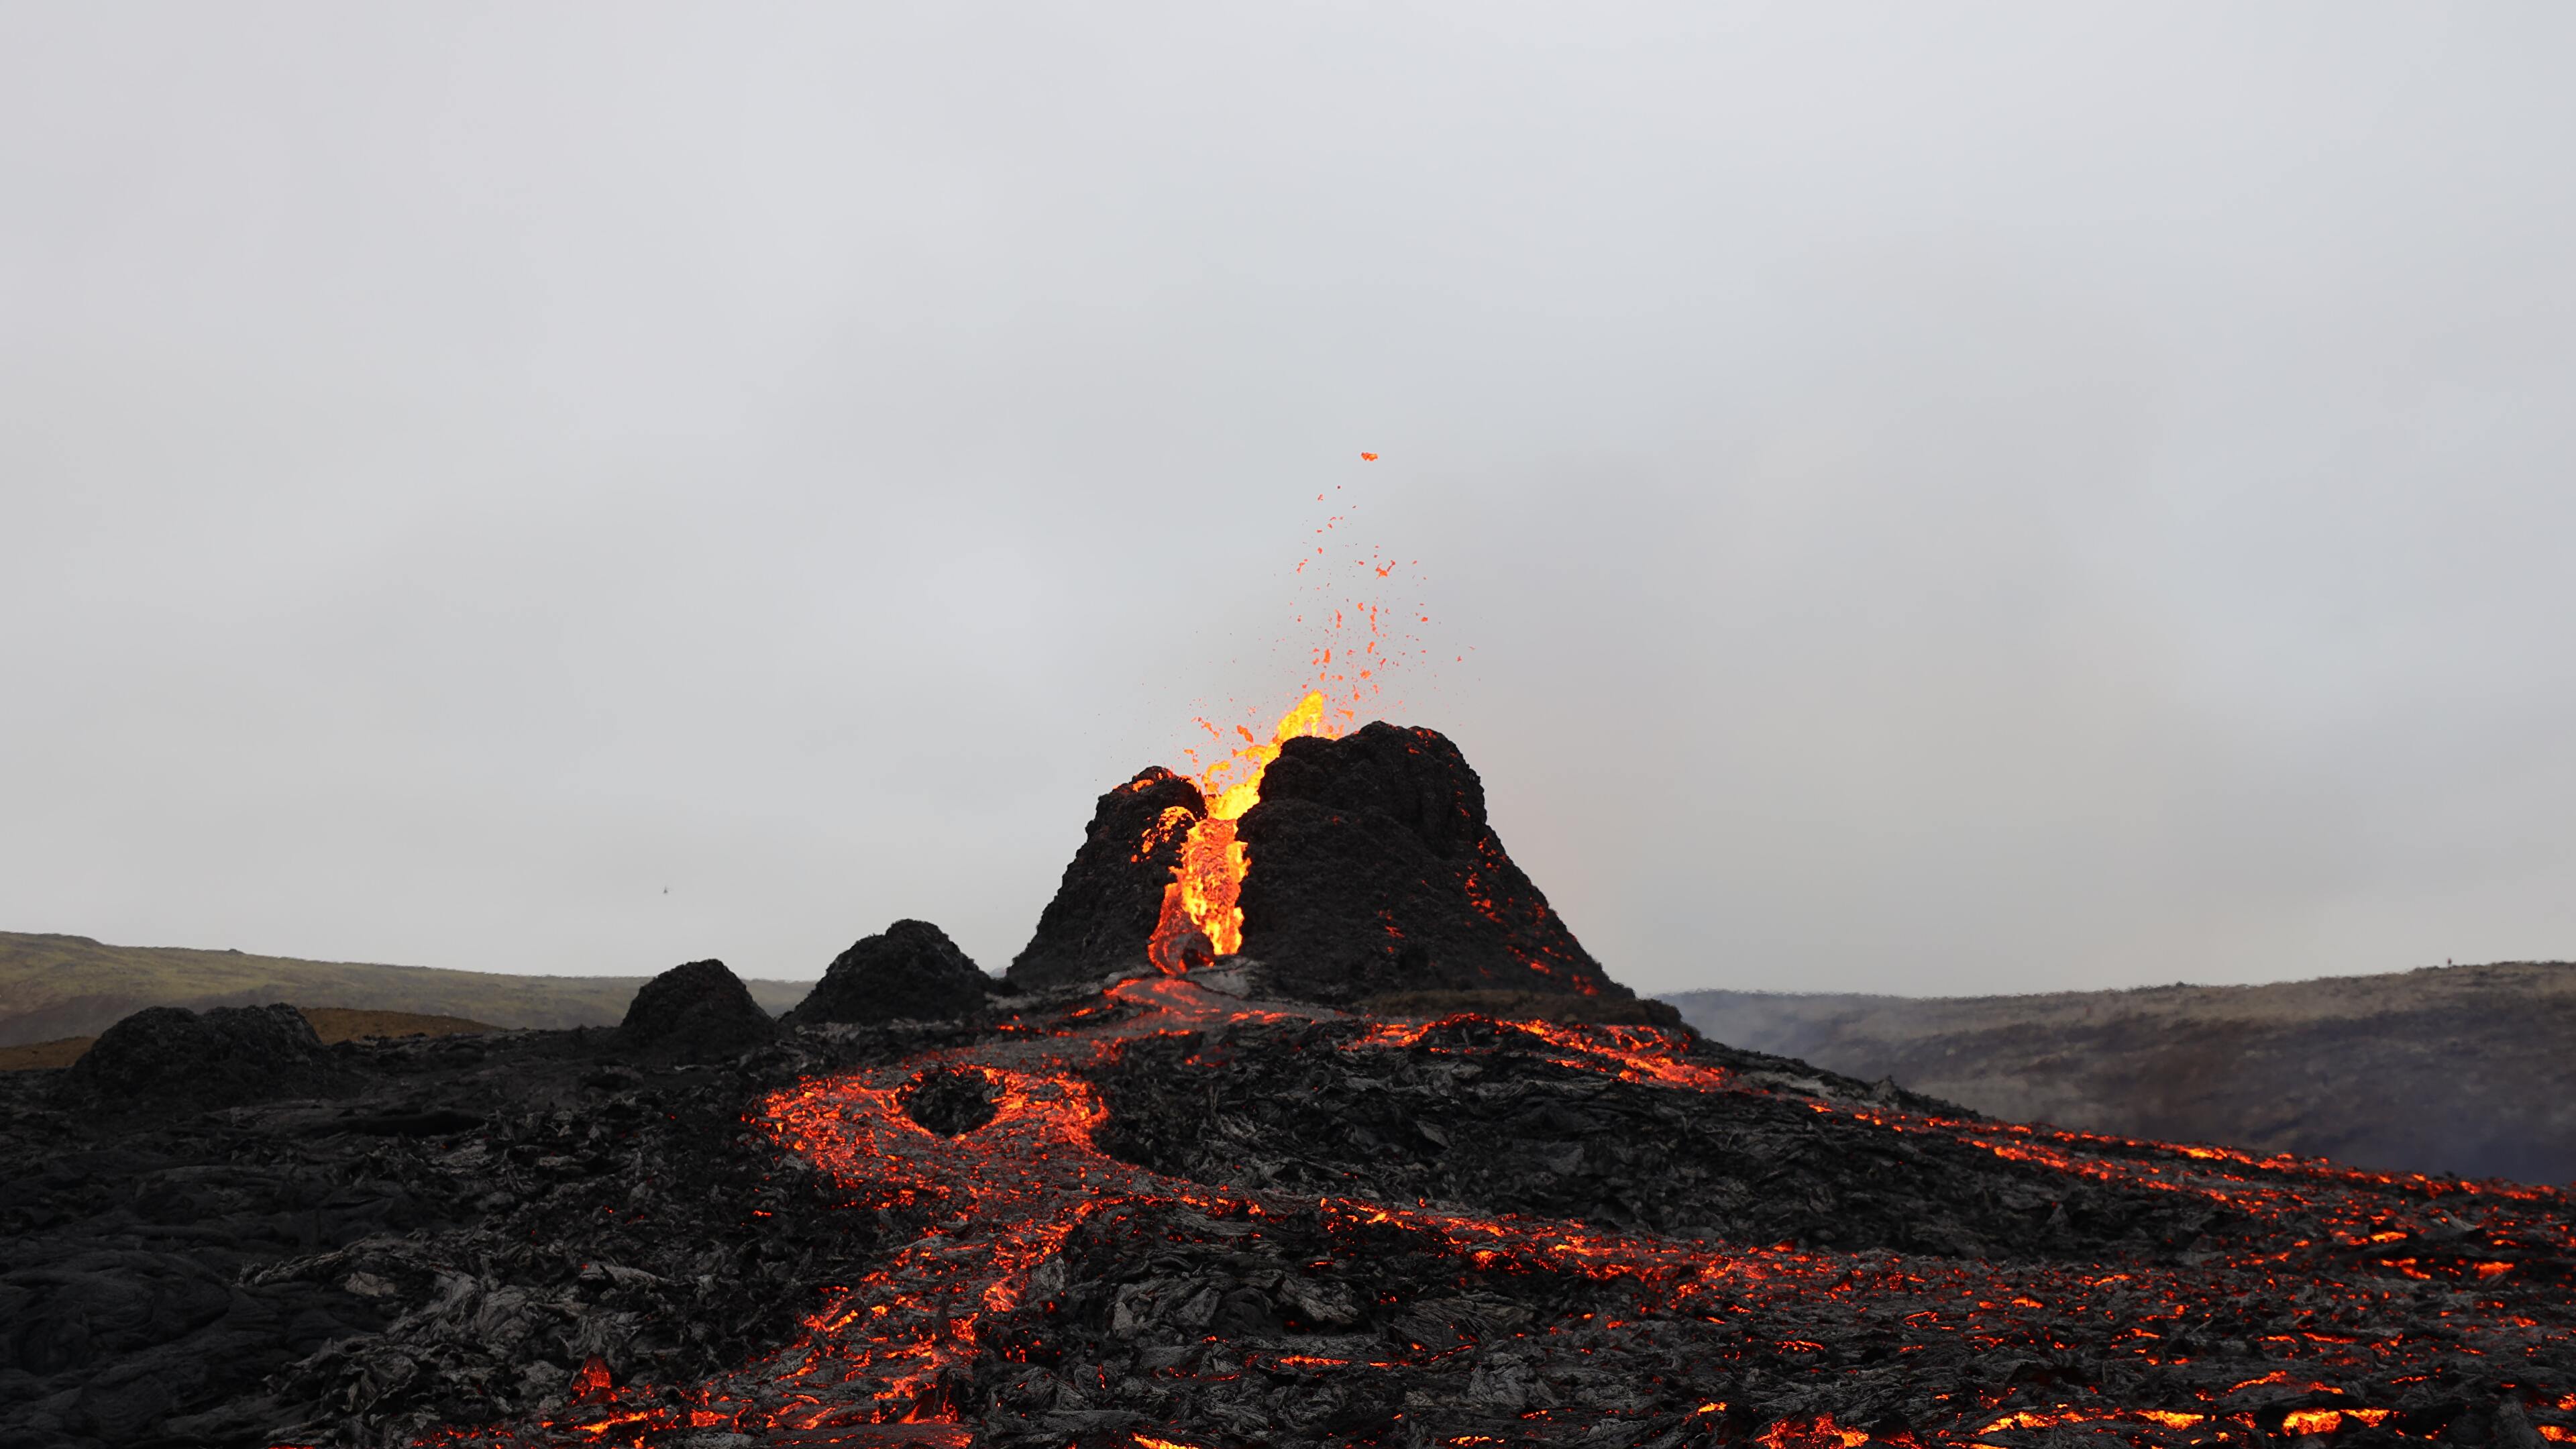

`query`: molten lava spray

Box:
[1145,476,1439,974]
[1146,690,1334,971]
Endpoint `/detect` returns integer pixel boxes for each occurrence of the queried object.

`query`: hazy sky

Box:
[5,5,2573,997]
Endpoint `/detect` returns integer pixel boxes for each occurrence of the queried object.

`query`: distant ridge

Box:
[0,931,811,1046]
[1663,960,2576,1183]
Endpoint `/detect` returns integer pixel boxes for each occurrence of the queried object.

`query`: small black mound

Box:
[1009,768,1206,988]
[1238,722,1627,1004]
[56,1003,347,1112]
[618,959,775,1061]
[900,1065,1001,1136]
[786,920,991,1027]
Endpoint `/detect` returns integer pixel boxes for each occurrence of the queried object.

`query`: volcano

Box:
[1012,715,1644,1013]
[3,718,2571,1449]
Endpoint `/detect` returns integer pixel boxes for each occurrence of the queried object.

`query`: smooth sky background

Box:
[5,5,2572,996]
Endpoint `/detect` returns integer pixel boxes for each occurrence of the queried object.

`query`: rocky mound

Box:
[616,959,774,1061]
[1010,768,1205,987]
[1238,723,1624,1004]
[784,920,992,1027]
[54,1003,349,1112]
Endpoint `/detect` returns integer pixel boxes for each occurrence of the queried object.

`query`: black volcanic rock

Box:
[1091,1019,2222,1262]
[0,1022,898,1449]
[6,984,2573,1449]
[1009,767,1205,988]
[56,1002,349,1112]
[1238,722,1624,1004]
[784,920,989,1027]
[900,1065,1001,1136]
[617,959,774,1061]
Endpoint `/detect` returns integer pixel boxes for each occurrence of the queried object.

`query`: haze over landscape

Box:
[6,6,2574,997]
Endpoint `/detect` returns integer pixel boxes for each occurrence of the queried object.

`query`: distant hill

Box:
[0,932,813,1046]
[0,1005,498,1071]
[1664,961,2576,1185]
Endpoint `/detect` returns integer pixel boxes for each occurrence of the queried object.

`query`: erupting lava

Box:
[1138,477,1436,977]
[1146,691,1334,972]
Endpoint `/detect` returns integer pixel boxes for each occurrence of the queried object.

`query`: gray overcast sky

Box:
[5,5,2573,996]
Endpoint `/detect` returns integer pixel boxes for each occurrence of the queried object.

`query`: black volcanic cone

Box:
[1238,722,1627,1004]
[1010,725,1631,1005]
[57,1002,350,1112]
[1009,766,1205,988]
[785,919,990,1026]
[619,958,775,1061]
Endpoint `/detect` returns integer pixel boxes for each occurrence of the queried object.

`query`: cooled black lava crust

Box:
[6,1006,2575,1449]
[1087,1018,2238,1262]
[0,1026,961,1448]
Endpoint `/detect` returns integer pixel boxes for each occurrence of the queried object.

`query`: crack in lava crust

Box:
[393,974,2576,1449]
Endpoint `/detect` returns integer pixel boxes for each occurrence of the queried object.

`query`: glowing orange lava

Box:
[1137,477,1435,975]
[1146,690,1336,971]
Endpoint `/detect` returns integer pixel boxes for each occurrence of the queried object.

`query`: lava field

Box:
[8,963,2573,1449]
[5,718,2573,1449]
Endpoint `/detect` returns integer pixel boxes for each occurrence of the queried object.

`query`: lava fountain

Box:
[1144,690,1334,973]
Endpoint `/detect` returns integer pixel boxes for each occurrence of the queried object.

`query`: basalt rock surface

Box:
[4,981,2572,1449]
[786,920,993,1027]
[1089,1018,2229,1262]
[616,959,775,1062]
[900,1065,1003,1137]
[1239,724,1623,1004]
[1010,767,1205,989]
[0,1013,973,1449]
[981,1014,2576,1449]
[54,1003,352,1114]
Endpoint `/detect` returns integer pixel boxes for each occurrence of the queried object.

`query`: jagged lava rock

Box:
[55,1002,349,1111]
[1238,722,1626,1005]
[900,1065,1002,1136]
[784,920,991,1026]
[1009,767,1205,989]
[617,959,774,1061]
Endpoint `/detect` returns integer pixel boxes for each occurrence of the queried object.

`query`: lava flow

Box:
[400,969,2576,1449]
